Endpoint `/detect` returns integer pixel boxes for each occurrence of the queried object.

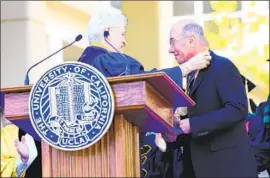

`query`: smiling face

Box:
[169,25,198,64]
[106,26,127,52]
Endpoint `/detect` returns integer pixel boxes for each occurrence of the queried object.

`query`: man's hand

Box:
[15,136,29,163]
[179,118,191,134]
[161,129,177,142]
[180,51,212,76]
[155,133,167,152]
[173,114,181,127]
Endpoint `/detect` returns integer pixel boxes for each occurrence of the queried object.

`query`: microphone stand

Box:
[24,35,82,85]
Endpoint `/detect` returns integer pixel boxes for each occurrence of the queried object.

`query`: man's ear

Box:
[188,35,196,48]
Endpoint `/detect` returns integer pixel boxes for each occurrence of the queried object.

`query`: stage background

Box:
[1,1,269,177]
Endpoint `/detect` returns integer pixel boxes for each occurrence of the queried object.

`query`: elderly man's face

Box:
[107,26,127,52]
[169,25,197,64]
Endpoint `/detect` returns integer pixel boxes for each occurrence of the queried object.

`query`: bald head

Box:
[171,19,205,40]
[169,19,209,64]
[172,19,198,29]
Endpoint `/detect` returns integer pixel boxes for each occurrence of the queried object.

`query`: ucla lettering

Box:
[60,136,87,146]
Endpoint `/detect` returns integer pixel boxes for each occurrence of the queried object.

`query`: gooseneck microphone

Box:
[24,34,83,85]
[103,31,130,76]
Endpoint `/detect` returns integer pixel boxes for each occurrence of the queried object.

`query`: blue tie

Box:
[187,71,196,95]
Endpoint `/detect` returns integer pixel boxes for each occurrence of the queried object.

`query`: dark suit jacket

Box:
[183,51,258,177]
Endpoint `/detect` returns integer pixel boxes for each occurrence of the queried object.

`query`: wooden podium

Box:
[1,72,194,177]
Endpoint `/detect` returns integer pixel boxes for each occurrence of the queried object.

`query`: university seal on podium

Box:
[28,62,115,151]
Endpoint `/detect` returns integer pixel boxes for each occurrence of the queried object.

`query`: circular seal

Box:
[28,62,115,151]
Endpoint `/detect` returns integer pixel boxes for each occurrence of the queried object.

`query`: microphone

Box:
[24,34,83,85]
[104,32,130,76]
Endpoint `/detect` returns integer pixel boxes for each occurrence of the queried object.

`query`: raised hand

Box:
[179,118,191,134]
[161,129,177,143]
[188,51,211,70]
[15,136,29,163]
[155,133,167,152]
[180,51,212,76]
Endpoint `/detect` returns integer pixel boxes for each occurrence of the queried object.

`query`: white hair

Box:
[87,7,128,43]
[174,19,209,45]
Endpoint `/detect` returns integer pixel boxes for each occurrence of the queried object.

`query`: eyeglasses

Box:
[169,36,186,47]
[170,39,181,47]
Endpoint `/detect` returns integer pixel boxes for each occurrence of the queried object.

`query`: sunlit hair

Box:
[87,6,128,43]
[175,19,208,45]
[182,23,205,39]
